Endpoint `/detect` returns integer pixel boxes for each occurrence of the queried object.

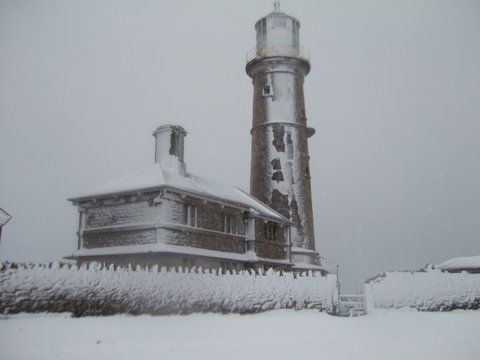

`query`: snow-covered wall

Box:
[0,263,337,316]
[366,269,480,311]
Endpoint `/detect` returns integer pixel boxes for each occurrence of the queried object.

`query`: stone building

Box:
[69,125,294,272]
[68,3,325,273]
[246,1,321,268]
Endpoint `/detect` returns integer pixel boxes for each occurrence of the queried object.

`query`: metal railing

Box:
[337,294,367,317]
[246,45,310,63]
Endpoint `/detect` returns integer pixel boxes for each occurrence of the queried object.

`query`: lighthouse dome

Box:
[253,2,303,59]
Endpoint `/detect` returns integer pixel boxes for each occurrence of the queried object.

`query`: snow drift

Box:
[0,263,337,316]
[366,268,480,311]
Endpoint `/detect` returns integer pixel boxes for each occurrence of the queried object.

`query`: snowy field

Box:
[1,309,479,360]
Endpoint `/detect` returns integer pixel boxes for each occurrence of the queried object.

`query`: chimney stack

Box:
[153,125,187,176]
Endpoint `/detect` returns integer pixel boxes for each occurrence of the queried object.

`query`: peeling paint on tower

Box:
[246,3,320,267]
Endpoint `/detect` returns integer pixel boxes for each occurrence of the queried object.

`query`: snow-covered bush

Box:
[366,269,480,311]
[0,262,337,316]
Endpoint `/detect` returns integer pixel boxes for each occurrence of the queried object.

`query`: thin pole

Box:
[336,264,341,295]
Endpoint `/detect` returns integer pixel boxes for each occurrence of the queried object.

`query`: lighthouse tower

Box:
[246,2,320,268]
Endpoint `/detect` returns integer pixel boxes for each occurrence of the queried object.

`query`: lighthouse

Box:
[246,2,320,268]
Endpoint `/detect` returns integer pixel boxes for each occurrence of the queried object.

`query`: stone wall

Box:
[254,219,287,259]
[158,228,245,253]
[80,193,159,248]
[172,194,246,236]
[248,57,316,252]
[76,189,289,268]
[85,200,156,228]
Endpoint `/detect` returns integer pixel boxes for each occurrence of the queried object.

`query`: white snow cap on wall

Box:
[153,125,187,176]
[438,256,480,271]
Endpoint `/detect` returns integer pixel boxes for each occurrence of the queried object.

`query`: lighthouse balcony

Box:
[246,44,310,64]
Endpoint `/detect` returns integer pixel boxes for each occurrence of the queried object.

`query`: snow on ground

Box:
[1,309,479,360]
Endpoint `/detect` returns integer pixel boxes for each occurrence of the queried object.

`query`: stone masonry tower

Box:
[246,2,320,267]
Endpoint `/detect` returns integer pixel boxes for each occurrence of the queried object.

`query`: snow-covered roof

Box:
[438,256,480,271]
[291,262,326,272]
[71,243,293,266]
[69,163,289,224]
[291,247,319,255]
[0,208,12,227]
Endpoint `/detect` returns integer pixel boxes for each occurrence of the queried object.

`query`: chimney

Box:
[153,125,187,176]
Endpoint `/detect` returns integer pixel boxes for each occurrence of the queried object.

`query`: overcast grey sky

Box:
[1,0,479,291]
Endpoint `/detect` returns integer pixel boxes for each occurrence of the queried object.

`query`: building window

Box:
[183,204,197,227]
[264,222,278,241]
[224,214,238,235]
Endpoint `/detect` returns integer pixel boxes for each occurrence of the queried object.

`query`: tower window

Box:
[256,18,267,49]
[292,20,300,48]
[262,85,272,96]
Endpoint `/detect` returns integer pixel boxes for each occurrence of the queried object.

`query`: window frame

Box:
[224,213,238,235]
[264,222,278,241]
[183,204,197,227]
